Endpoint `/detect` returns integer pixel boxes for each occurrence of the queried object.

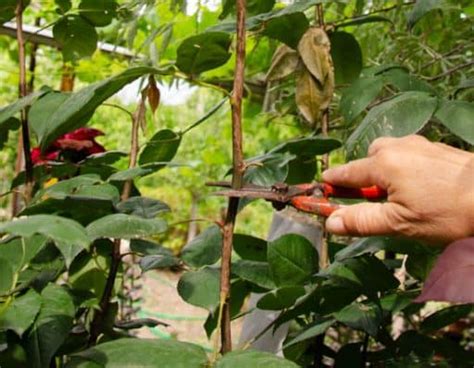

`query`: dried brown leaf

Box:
[147,75,161,115]
[297,27,333,86]
[295,68,333,127]
[266,45,300,82]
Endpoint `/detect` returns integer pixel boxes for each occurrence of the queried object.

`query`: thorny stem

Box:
[88,239,122,346]
[89,96,144,342]
[218,0,246,355]
[14,0,34,211]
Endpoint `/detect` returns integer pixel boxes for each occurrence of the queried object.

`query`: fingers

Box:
[322,157,383,188]
[325,202,398,236]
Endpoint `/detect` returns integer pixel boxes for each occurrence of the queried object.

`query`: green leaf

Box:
[116,197,170,219]
[262,12,309,49]
[325,255,399,297]
[53,15,98,62]
[80,151,127,166]
[29,92,69,141]
[334,343,363,367]
[435,100,474,145]
[346,92,438,159]
[334,301,382,336]
[233,234,267,262]
[38,67,156,150]
[78,0,117,27]
[340,76,384,123]
[216,350,299,368]
[257,286,306,310]
[0,90,47,127]
[140,254,180,272]
[0,0,30,24]
[268,234,318,287]
[269,136,342,156]
[406,252,438,281]
[0,257,15,296]
[232,260,276,290]
[336,15,393,28]
[176,32,232,75]
[220,0,275,19]
[420,304,473,333]
[181,225,222,268]
[86,214,167,240]
[244,153,293,186]
[0,215,89,267]
[130,239,164,255]
[382,68,434,93]
[0,118,20,150]
[138,129,182,166]
[26,284,75,368]
[283,317,335,348]
[204,281,250,338]
[335,236,428,261]
[407,0,450,29]
[381,290,419,315]
[67,339,208,367]
[330,32,363,84]
[177,267,220,311]
[0,235,48,273]
[55,0,72,14]
[0,290,41,336]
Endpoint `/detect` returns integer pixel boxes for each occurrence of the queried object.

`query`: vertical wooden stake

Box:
[219,0,247,355]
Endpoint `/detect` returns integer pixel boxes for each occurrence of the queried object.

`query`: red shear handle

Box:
[321,183,387,201]
[290,196,341,217]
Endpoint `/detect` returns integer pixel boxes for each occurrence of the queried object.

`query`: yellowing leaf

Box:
[266,45,300,82]
[295,69,333,127]
[297,27,333,85]
[147,75,161,115]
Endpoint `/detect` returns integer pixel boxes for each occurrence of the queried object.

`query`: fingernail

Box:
[326,215,346,234]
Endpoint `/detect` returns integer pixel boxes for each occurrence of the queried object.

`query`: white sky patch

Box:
[117,79,197,106]
[186,0,221,15]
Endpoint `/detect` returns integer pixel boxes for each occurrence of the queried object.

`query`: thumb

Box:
[325,203,397,237]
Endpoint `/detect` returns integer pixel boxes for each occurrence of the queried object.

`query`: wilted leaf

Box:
[296,69,332,127]
[416,238,474,303]
[346,92,438,159]
[266,45,300,82]
[297,27,333,83]
[435,100,474,145]
[177,267,220,311]
[147,75,161,115]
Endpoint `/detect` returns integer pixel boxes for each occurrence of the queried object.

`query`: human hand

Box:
[322,135,474,244]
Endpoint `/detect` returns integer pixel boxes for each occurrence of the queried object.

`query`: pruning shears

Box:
[207,181,387,217]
